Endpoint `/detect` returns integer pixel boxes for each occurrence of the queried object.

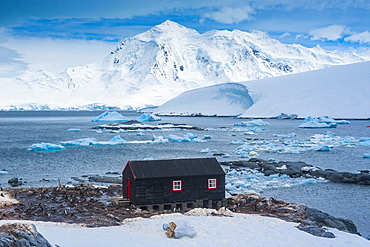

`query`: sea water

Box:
[0,111,369,238]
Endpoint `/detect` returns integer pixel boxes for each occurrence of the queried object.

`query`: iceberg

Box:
[28,142,66,152]
[363,154,370,158]
[0,170,8,175]
[91,111,128,122]
[151,135,169,144]
[234,119,270,126]
[133,112,161,122]
[60,138,98,146]
[167,133,206,143]
[318,116,350,124]
[298,117,337,128]
[275,113,298,119]
[97,135,127,145]
[67,128,81,132]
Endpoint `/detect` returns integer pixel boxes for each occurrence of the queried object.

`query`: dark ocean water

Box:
[0,111,369,238]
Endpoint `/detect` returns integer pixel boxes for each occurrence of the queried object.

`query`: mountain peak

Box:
[144,20,199,38]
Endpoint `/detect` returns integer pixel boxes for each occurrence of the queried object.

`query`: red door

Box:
[126,177,131,200]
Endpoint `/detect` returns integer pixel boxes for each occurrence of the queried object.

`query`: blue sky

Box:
[0,0,369,76]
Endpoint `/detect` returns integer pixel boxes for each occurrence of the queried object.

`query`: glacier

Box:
[155,61,370,119]
[0,20,368,111]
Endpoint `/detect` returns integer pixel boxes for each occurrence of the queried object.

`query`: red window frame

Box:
[173,180,182,191]
[208,178,217,189]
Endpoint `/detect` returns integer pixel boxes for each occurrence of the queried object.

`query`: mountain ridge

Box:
[1,20,368,110]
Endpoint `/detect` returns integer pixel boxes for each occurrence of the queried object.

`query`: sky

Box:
[0,0,369,77]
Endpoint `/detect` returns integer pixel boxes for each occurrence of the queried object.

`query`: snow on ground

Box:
[155,62,370,119]
[155,83,253,116]
[2,213,369,247]
[241,61,370,119]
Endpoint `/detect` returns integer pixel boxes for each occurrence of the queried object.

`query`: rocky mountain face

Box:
[7,20,368,109]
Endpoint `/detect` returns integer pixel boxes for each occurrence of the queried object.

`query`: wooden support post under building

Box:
[194,200,203,208]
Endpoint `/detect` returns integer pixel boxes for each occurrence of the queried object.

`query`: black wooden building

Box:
[122,158,225,207]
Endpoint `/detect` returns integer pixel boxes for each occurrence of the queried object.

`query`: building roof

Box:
[125,158,225,179]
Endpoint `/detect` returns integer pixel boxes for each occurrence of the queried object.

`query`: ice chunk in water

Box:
[28,142,66,152]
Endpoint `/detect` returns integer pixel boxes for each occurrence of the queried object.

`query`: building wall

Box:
[130,175,225,205]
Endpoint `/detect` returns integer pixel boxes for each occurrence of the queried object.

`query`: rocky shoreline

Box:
[220,158,370,185]
[0,184,362,241]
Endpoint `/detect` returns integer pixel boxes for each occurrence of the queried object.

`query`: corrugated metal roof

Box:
[127,158,224,179]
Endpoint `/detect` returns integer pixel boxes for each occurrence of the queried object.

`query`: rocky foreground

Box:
[220,158,370,185]
[0,185,361,242]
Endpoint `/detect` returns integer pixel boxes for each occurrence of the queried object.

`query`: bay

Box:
[0,111,369,238]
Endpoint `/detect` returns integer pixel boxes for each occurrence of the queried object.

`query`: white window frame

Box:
[173,180,182,191]
[208,178,217,189]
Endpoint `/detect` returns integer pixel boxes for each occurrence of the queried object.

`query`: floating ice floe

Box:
[200,148,210,153]
[234,119,270,126]
[91,111,129,122]
[358,137,370,146]
[151,135,169,144]
[273,132,296,138]
[224,167,324,195]
[234,131,358,155]
[96,135,127,145]
[0,170,9,175]
[317,116,350,124]
[133,112,161,122]
[363,154,370,158]
[60,138,98,146]
[28,142,66,152]
[230,140,245,145]
[167,133,206,143]
[298,116,337,128]
[310,145,331,151]
[67,128,81,132]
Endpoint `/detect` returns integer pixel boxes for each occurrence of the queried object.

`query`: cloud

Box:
[3,37,115,73]
[345,31,370,44]
[279,32,291,38]
[0,46,28,78]
[308,25,349,41]
[203,6,255,24]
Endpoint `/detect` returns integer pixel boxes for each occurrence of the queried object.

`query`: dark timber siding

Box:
[122,158,225,206]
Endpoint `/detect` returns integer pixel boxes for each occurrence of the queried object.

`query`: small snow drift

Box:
[133,113,161,122]
[91,111,128,122]
[155,83,253,116]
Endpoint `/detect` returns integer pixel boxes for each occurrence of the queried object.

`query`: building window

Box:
[173,180,182,191]
[208,178,217,189]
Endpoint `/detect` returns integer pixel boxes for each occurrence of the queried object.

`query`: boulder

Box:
[356,173,370,185]
[306,208,359,235]
[0,223,52,247]
[8,177,22,187]
[297,222,335,238]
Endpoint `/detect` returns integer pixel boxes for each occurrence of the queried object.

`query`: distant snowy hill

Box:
[155,61,370,119]
[0,20,368,110]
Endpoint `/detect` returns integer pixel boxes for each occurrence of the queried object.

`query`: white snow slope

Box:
[3,213,369,247]
[156,83,253,116]
[155,61,370,119]
[0,20,368,110]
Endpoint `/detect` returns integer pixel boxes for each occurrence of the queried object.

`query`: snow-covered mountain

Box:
[0,20,368,110]
[155,61,370,119]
